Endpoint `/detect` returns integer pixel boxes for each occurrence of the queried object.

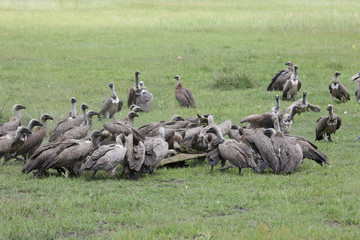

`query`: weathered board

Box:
[159,153,206,167]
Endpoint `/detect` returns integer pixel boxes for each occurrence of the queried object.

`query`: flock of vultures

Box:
[1,65,360,180]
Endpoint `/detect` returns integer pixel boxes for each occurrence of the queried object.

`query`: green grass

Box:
[1,0,360,239]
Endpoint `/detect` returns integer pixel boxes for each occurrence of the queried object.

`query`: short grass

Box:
[1,0,360,239]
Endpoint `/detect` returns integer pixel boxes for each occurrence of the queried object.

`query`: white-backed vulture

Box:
[315,104,341,142]
[127,70,141,107]
[263,127,303,174]
[0,126,31,164]
[99,82,123,119]
[269,95,281,114]
[14,114,53,161]
[81,135,127,179]
[285,91,321,113]
[115,111,139,127]
[282,65,301,101]
[55,110,99,142]
[205,126,259,174]
[174,75,196,108]
[267,61,293,91]
[135,81,153,112]
[48,98,85,142]
[1,118,42,138]
[103,117,145,144]
[124,133,145,180]
[0,104,26,136]
[329,71,350,102]
[40,131,104,177]
[349,72,360,103]
[143,127,169,174]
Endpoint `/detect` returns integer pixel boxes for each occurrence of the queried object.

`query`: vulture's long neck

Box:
[213,128,225,143]
[110,86,117,99]
[71,102,77,118]
[14,109,21,121]
[328,109,334,120]
[175,79,182,89]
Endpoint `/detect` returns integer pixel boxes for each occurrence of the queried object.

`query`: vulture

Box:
[349,72,360,103]
[174,75,196,108]
[135,80,153,112]
[0,118,42,138]
[205,126,259,174]
[48,98,86,142]
[14,114,53,162]
[103,116,145,144]
[130,104,144,113]
[283,134,329,166]
[99,82,123,119]
[282,65,301,101]
[0,104,26,136]
[285,91,321,113]
[124,133,145,180]
[40,131,104,177]
[55,110,99,142]
[240,105,299,134]
[315,104,341,142]
[267,61,293,91]
[127,70,141,107]
[0,126,31,164]
[81,135,127,179]
[22,141,73,177]
[329,71,350,102]
[269,95,281,114]
[142,127,169,174]
[262,122,303,174]
[115,111,140,127]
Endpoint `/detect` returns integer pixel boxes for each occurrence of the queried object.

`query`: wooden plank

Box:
[159,153,206,166]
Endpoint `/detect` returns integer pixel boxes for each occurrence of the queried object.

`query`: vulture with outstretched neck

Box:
[128,70,141,107]
[282,65,301,101]
[99,82,123,119]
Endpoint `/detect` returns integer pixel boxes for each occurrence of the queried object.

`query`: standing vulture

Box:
[262,117,303,174]
[81,135,127,179]
[174,75,196,108]
[142,127,169,174]
[285,91,321,113]
[14,114,53,161]
[205,126,259,174]
[40,131,104,177]
[349,72,360,103]
[315,104,341,142]
[135,80,153,112]
[0,126,31,164]
[282,65,301,101]
[124,133,145,181]
[267,61,293,91]
[0,104,26,136]
[99,82,123,119]
[128,70,141,107]
[49,98,86,142]
[329,71,350,102]
[55,110,99,142]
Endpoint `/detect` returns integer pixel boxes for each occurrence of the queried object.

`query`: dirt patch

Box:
[326,221,341,226]
[233,206,250,212]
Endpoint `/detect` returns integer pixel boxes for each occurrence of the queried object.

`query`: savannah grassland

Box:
[0,0,360,239]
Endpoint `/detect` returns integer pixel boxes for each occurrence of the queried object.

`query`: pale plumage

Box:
[99,82,123,119]
[0,104,26,136]
[282,65,301,101]
[315,104,341,142]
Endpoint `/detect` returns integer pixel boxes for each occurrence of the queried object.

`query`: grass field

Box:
[1,0,360,239]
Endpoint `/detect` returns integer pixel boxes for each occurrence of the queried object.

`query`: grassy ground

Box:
[1,0,360,239]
